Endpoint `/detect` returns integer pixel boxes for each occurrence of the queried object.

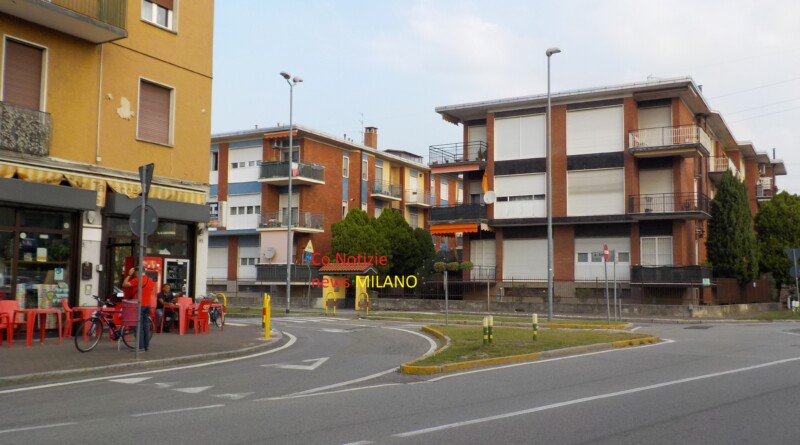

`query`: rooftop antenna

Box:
[359,112,365,145]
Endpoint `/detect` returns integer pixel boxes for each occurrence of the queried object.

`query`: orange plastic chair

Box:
[187,300,211,334]
[60,299,87,338]
[0,300,26,347]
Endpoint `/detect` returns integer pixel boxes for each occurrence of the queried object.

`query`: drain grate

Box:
[684,325,713,330]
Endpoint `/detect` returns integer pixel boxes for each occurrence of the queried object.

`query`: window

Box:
[138,80,172,145]
[343,156,349,178]
[362,159,368,181]
[240,258,257,266]
[342,200,348,218]
[641,236,673,266]
[2,39,44,110]
[617,252,630,263]
[375,201,383,218]
[577,253,589,263]
[210,152,219,171]
[240,258,247,266]
[255,205,261,214]
[231,163,239,169]
[141,0,175,30]
[246,206,254,215]
[375,163,383,183]
[248,161,257,167]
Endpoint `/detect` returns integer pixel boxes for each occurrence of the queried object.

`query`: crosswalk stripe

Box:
[110,377,152,384]
[173,386,213,394]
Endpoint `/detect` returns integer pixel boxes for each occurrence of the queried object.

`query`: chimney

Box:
[364,126,378,149]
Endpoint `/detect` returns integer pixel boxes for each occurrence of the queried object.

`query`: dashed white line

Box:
[0,422,78,435]
[630,327,642,332]
[340,441,374,445]
[131,404,225,417]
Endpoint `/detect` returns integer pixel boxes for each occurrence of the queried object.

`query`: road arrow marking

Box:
[109,377,152,384]
[262,357,330,371]
[212,392,254,400]
[320,328,348,333]
[173,386,213,394]
[153,382,177,388]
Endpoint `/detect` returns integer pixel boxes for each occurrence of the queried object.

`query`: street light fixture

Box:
[281,71,302,314]
[545,47,560,322]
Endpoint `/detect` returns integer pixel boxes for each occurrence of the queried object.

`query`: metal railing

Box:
[429,141,488,165]
[51,0,128,29]
[0,102,51,156]
[631,265,711,285]
[405,189,436,206]
[709,156,740,178]
[258,210,325,230]
[256,264,321,282]
[757,178,774,199]
[259,161,325,182]
[629,125,712,154]
[628,192,710,214]
[430,203,487,222]
[371,179,402,198]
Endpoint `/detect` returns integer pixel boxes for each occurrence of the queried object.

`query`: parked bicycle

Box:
[202,293,226,329]
[74,296,154,352]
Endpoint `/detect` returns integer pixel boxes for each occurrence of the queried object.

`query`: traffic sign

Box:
[785,248,800,259]
[129,205,159,236]
[603,244,609,261]
[304,252,312,263]
[304,240,314,253]
[790,266,800,279]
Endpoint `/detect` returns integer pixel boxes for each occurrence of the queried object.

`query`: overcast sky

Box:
[212,0,800,193]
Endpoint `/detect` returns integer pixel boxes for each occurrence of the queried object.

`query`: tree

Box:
[330,209,389,273]
[707,171,758,285]
[374,209,421,276]
[413,228,436,277]
[755,191,800,292]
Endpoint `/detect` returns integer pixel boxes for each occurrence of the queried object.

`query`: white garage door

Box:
[208,247,228,279]
[574,237,631,281]
[503,239,546,281]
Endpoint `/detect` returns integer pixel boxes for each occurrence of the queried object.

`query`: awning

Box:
[319,263,379,275]
[64,173,107,207]
[0,164,15,178]
[106,179,142,199]
[16,166,64,185]
[150,184,206,205]
[263,131,297,140]
[430,223,479,235]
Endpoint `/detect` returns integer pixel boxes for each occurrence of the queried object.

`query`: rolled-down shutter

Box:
[151,0,174,9]
[3,40,43,110]
[139,81,171,144]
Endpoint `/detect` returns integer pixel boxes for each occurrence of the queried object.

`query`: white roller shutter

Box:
[238,246,259,280]
[638,106,671,129]
[567,169,624,216]
[494,114,545,160]
[468,125,487,143]
[503,239,546,280]
[494,174,546,219]
[567,106,624,155]
[469,239,496,280]
[208,247,228,279]
[639,168,674,212]
[574,237,631,281]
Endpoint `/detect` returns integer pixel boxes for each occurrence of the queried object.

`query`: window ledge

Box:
[141,19,178,35]
[137,137,174,148]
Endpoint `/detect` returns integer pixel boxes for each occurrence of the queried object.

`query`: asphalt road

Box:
[3,318,800,444]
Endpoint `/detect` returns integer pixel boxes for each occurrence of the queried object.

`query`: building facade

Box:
[430,77,785,305]
[0,0,213,310]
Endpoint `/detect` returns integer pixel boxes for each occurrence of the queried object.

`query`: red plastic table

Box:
[13,308,63,347]
[163,303,196,335]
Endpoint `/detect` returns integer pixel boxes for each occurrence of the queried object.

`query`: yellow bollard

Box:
[488,315,494,344]
[483,316,489,346]
[262,293,271,339]
[333,294,337,316]
[532,313,539,342]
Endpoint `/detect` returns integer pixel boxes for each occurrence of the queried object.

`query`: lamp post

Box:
[280,71,302,314]
[545,47,560,322]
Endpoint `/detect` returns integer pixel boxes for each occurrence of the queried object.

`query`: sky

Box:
[212,0,800,194]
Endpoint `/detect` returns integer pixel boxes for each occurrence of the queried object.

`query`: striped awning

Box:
[263,131,297,140]
[430,223,479,235]
[16,166,64,185]
[0,164,15,178]
[149,185,206,205]
[106,179,142,199]
[64,174,107,207]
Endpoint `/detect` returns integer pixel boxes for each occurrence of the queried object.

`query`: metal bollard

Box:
[483,316,489,346]
[262,293,271,339]
[532,313,539,342]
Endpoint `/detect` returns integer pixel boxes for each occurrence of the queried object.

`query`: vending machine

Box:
[164,259,191,298]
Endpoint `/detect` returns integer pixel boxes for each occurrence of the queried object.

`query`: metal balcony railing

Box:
[405,189,436,206]
[371,180,402,198]
[628,192,710,214]
[0,102,51,156]
[51,0,128,29]
[709,156,740,178]
[259,161,325,182]
[256,264,321,282]
[469,265,496,281]
[430,203,487,222]
[259,210,325,230]
[429,141,488,165]
[629,125,712,155]
[631,265,711,286]
[757,178,774,199]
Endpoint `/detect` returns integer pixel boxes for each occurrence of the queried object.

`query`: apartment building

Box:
[208,125,456,301]
[0,0,214,309]
[430,77,785,305]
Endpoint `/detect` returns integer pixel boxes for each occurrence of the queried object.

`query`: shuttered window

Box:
[641,236,673,266]
[138,80,172,145]
[566,106,624,155]
[567,168,624,216]
[3,40,44,110]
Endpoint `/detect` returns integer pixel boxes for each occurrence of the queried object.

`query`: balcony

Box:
[430,203,487,223]
[708,156,740,183]
[405,189,436,208]
[631,265,711,287]
[0,0,127,43]
[256,264,321,284]
[628,192,710,219]
[370,179,402,201]
[0,102,51,156]
[429,141,487,172]
[258,210,325,233]
[629,125,712,158]
[259,161,325,186]
[756,178,774,201]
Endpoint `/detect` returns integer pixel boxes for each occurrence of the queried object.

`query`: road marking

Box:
[0,422,77,435]
[109,377,152,384]
[0,332,297,394]
[275,357,330,370]
[266,383,401,401]
[395,352,800,438]
[630,327,642,332]
[131,404,224,417]
[173,386,213,394]
[256,367,399,401]
[154,382,177,388]
[341,441,374,445]
[224,322,247,326]
[320,328,349,333]
[384,327,438,356]
[213,392,254,400]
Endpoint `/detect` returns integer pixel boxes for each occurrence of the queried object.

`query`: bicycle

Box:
[74,296,154,352]
[202,293,226,329]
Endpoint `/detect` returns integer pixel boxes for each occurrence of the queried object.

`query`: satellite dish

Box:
[483,191,496,204]
[264,247,276,259]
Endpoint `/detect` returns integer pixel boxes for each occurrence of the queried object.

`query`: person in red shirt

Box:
[122,267,156,351]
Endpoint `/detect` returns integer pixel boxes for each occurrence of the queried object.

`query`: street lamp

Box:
[545,47,560,322]
[280,71,302,314]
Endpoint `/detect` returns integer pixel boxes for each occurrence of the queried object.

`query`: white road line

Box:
[395,353,800,438]
[265,383,401,401]
[384,327,438,356]
[630,327,642,332]
[0,332,297,394]
[131,404,224,417]
[0,422,77,435]
[223,322,247,326]
[780,329,800,337]
[259,368,400,400]
[341,441,374,445]
[427,339,675,383]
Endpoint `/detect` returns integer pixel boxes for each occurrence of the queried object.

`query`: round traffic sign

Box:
[129,205,159,236]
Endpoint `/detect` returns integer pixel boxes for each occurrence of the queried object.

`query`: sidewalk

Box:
[0,321,274,387]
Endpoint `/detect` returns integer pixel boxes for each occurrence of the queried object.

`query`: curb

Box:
[0,331,283,387]
[400,333,660,375]
[368,316,631,331]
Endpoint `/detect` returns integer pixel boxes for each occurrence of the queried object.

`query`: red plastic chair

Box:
[60,299,88,338]
[120,301,139,350]
[0,300,26,347]
[187,300,211,334]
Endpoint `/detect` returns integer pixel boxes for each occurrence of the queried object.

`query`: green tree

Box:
[330,209,389,273]
[707,171,758,285]
[413,228,436,277]
[374,209,421,276]
[755,191,800,292]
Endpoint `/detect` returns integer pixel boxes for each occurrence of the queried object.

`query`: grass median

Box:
[412,325,651,367]
[741,310,800,321]
[371,312,615,326]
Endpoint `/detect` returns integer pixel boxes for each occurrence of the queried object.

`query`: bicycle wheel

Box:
[121,316,155,349]
[74,319,103,352]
